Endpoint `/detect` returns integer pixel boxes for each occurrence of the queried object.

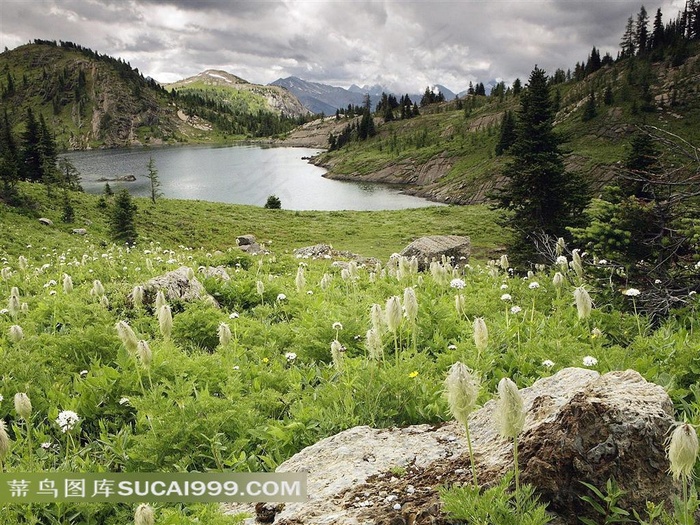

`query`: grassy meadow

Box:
[1,185,699,524]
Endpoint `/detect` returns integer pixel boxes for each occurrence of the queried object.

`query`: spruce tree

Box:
[495,110,516,156]
[110,189,138,245]
[145,156,162,204]
[21,108,43,182]
[492,66,589,265]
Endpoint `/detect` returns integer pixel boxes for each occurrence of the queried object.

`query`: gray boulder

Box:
[139,266,217,307]
[223,368,676,525]
[38,217,53,226]
[399,235,470,270]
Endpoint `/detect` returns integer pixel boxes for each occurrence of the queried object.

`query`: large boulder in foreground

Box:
[223,368,676,525]
[399,235,470,270]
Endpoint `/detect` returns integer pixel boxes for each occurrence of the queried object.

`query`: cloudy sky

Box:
[0,0,688,93]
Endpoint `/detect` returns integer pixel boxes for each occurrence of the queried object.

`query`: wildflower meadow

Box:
[1,218,699,523]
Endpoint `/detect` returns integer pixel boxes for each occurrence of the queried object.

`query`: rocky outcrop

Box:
[138,266,216,307]
[293,243,381,267]
[223,368,676,525]
[237,234,267,255]
[399,235,471,270]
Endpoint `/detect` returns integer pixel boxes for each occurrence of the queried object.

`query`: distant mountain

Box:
[270,77,458,114]
[166,70,308,118]
[270,77,369,115]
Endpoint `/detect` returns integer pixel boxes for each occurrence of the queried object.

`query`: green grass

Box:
[0,184,504,262]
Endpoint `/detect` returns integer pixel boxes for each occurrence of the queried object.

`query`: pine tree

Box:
[582,90,597,121]
[652,8,665,49]
[636,6,649,54]
[495,110,516,156]
[110,189,138,245]
[145,156,162,204]
[0,110,20,195]
[492,66,589,265]
[21,108,43,182]
[621,16,636,57]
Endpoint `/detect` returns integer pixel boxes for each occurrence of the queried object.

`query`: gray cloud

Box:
[0,0,687,93]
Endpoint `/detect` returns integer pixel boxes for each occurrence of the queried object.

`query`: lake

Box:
[63,144,441,211]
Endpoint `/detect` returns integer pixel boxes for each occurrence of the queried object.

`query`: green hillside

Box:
[308,42,700,205]
[0,41,310,149]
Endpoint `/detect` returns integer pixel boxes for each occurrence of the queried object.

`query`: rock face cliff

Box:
[223,368,678,525]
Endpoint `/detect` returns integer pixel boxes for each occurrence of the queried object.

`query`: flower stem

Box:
[464,422,478,489]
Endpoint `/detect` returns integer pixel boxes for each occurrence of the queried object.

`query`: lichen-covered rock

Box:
[223,368,676,525]
[399,235,470,270]
[138,266,217,307]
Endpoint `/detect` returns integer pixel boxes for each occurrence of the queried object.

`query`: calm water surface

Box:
[64,144,441,211]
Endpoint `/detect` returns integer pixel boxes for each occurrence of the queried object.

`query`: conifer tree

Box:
[492,66,588,265]
[21,108,43,182]
[110,189,138,245]
[495,110,516,156]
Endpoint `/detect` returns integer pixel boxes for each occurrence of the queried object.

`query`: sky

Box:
[0,0,689,94]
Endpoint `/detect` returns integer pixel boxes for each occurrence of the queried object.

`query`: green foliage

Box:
[264,194,282,209]
[441,473,552,525]
[145,156,162,204]
[493,66,589,265]
[109,188,137,245]
[579,479,631,524]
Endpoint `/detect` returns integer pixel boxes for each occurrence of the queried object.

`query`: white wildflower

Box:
[582,355,598,367]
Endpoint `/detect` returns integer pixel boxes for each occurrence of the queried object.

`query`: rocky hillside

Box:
[166,70,309,119]
[0,41,205,149]
[0,41,309,149]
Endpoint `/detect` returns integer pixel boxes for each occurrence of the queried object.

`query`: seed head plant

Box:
[62,273,73,294]
[574,286,592,320]
[155,290,167,312]
[445,362,481,488]
[668,422,699,525]
[158,304,173,340]
[14,392,32,420]
[116,320,139,354]
[132,285,144,309]
[0,419,10,470]
[90,279,105,297]
[134,503,155,525]
[295,265,306,292]
[137,340,153,368]
[218,322,232,347]
[496,378,525,498]
[473,317,488,357]
[8,324,23,344]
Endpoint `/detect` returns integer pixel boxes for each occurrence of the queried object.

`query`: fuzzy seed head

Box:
[158,304,173,339]
[348,261,359,280]
[295,266,306,292]
[0,419,10,461]
[370,303,384,335]
[8,295,20,317]
[444,362,480,427]
[155,290,167,312]
[99,294,110,308]
[496,378,525,439]
[9,324,24,344]
[91,279,105,297]
[499,254,509,271]
[403,287,418,324]
[14,392,32,420]
[18,255,28,271]
[574,286,592,320]
[320,273,332,290]
[668,423,699,481]
[62,274,73,294]
[115,320,139,354]
[365,328,383,360]
[555,237,566,256]
[218,322,232,347]
[455,294,466,316]
[132,285,144,308]
[553,272,564,288]
[385,296,402,333]
[473,317,488,352]
[134,503,155,525]
[137,340,153,368]
[256,280,265,296]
